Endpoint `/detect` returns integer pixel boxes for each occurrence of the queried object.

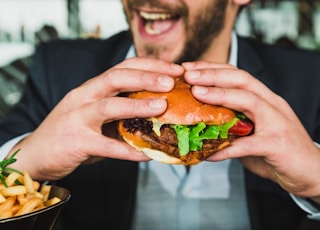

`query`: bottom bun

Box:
[122,134,184,164]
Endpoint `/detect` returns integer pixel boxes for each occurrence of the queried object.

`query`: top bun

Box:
[129,78,235,125]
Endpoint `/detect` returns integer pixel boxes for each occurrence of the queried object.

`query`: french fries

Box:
[0,170,61,220]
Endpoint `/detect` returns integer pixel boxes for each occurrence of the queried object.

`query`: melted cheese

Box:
[149,118,164,136]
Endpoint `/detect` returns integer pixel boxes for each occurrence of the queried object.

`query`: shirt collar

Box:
[229,31,238,66]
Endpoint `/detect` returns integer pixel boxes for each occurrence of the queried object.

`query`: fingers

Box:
[79,58,184,101]
[183,61,284,107]
[114,57,184,73]
[82,134,150,162]
[80,96,168,124]
[182,61,238,70]
[182,61,299,122]
[61,58,185,125]
[207,135,267,161]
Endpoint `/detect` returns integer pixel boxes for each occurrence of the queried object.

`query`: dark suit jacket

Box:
[0,31,320,230]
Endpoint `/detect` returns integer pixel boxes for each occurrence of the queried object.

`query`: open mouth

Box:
[138,10,180,36]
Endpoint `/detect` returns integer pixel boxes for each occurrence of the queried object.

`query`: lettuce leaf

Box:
[172,117,239,156]
[172,125,190,156]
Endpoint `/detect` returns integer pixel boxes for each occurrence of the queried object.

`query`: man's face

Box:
[122,0,228,63]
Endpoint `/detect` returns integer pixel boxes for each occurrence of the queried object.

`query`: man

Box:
[0,0,320,229]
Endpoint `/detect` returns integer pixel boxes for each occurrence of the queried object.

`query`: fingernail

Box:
[193,86,208,95]
[158,75,173,89]
[149,99,166,109]
[182,62,196,70]
[171,63,184,72]
[186,70,200,79]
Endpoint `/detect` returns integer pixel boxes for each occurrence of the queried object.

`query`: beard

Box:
[122,0,228,63]
[176,1,228,63]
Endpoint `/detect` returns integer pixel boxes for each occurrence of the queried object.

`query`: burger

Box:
[118,78,253,165]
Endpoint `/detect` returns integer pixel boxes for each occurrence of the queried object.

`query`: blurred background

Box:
[0,0,319,117]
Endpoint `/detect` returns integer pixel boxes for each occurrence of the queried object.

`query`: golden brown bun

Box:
[129,78,235,125]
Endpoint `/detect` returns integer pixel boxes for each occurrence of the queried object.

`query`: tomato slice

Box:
[228,119,253,136]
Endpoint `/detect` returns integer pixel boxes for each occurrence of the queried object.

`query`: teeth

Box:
[139,11,173,20]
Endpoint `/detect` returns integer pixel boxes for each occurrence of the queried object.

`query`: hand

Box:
[10,57,184,181]
[183,61,320,203]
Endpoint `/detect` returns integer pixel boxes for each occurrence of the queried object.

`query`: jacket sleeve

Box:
[0,43,52,145]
